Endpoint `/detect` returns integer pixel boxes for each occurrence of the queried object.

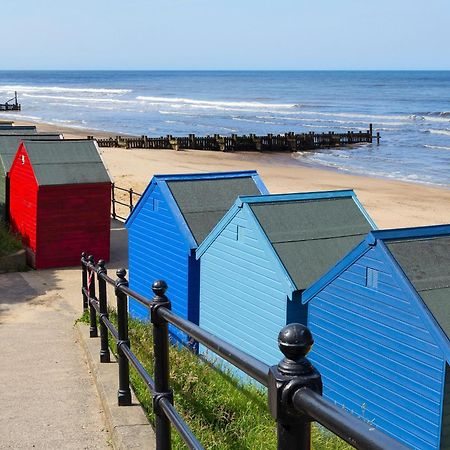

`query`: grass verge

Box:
[0,222,22,256]
[87,312,351,450]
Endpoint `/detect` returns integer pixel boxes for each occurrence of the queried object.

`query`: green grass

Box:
[97,314,352,450]
[0,223,22,256]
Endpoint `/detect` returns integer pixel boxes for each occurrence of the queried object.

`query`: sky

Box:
[1,0,449,70]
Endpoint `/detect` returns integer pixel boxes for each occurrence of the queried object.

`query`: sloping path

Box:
[0,220,128,449]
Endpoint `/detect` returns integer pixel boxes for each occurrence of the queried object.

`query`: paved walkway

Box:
[0,220,128,449]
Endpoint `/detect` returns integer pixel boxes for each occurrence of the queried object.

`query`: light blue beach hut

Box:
[125,171,268,347]
[302,224,450,450]
[195,190,375,368]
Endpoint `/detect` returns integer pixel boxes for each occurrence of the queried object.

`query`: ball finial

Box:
[116,268,127,279]
[152,280,168,297]
[278,323,313,361]
[98,259,105,268]
[81,251,86,258]
[88,254,95,264]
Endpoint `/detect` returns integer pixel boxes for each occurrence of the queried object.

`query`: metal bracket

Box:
[152,390,174,416]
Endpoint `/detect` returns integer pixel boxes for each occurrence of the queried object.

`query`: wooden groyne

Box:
[89,124,380,153]
[0,92,21,112]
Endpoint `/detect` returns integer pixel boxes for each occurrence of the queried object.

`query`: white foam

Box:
[424,144,450,151]
[0,84,131,95]
[426,129,450,137]
[136,95,297,110]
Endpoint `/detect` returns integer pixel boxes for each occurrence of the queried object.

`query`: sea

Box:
[0,70,449,188]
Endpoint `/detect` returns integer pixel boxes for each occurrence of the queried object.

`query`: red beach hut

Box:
[9,139,112,269]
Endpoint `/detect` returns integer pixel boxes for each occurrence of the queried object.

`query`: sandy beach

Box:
[12,119,450,229]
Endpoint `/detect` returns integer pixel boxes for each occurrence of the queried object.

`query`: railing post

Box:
[268,324,322,450]
[88,255,98,338]
[115,268,132,406]
[129,187,134,213]
[97,260,111,363]
[81,252,88,312]
[111,183,116,220]
[150,280,173,450]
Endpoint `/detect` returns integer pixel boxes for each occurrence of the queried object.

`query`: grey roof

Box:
[167,177,262,245]
[386,236,450,339]
[0,134,62,173]
[250,197,373,291]
[0,126,37,135]
[22,140,111,186]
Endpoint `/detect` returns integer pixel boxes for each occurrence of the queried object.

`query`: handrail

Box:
[111,183,142,222]
[81,254,410,450]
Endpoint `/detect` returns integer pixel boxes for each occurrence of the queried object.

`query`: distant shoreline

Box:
[6,115,449,192]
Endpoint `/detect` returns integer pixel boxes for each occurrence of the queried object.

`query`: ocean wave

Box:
[231,116,280,125]
[0,112,42,121]
[0,84,130,95]
[425,129,450,137]
[136,95,298,110]
[22,93,135,105]
[424,144,450,151]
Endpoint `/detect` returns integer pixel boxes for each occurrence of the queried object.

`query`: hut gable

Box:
[198,190,376,293]
[125,171,268,346]
[303,224,450,450]
[20,140,111,186]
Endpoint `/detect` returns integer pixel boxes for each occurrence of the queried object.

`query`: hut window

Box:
[152,198,159,211]
[366,267,379,289]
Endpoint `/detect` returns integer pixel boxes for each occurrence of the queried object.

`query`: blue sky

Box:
[2,0,449,70]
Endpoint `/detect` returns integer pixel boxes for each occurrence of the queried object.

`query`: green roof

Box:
[22,140,112,186]
[386,236,450,339]
[250,197,373,291]
[0,126,37,135]
[167,177,262,245]
[0,134,62,174]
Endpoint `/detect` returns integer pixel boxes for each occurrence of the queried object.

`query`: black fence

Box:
[81,254,408,450]
[111,183,141,222]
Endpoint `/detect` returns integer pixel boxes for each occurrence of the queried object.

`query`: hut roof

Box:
[0,125,37,135]
[0,134,62,173]
[126,171,269,247]
[167,176,263,245]
[301,224,450,352]
[197,190,376,292]
[386,235,450,339]
[20,139,112,186]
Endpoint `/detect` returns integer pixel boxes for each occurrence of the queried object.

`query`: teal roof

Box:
[167,177,263,245]
[0,126,37,135]
[0,134,62,174]
[249,195,374,291]
[197,190,376,292]
[386,235,450,340]
[22,139,112,186]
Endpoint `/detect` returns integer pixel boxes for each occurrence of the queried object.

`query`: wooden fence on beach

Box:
[89,124,380,153]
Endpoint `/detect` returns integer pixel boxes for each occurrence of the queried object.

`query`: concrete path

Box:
[0,220,128,449]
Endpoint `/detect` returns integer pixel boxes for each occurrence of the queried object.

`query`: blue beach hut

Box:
[303,224,450,450]
[125,171,268,346]
[196,190,375,369]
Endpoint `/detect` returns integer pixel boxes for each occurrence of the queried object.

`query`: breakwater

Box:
[89,125,379,152]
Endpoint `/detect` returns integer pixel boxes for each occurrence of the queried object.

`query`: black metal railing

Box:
[81,253,409,450]
[111,183,141,222]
